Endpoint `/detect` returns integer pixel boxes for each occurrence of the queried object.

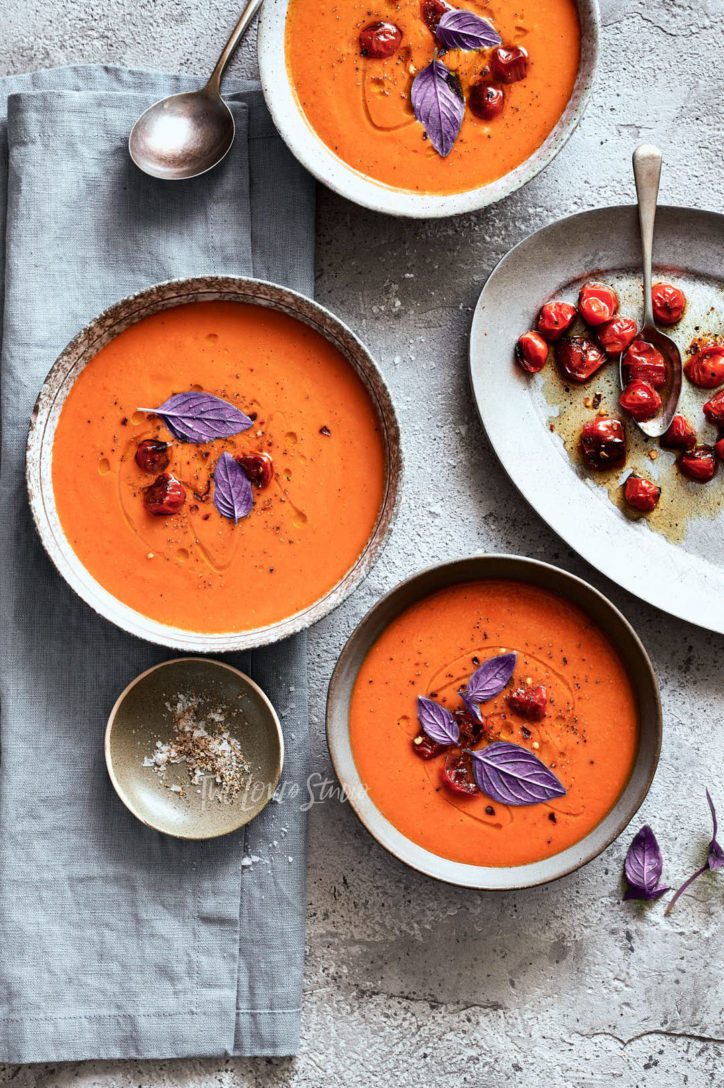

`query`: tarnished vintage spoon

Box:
[620,144,682,438]
[129,0,264,180]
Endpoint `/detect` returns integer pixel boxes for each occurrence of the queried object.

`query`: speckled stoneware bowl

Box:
[26,275,402,652]
[106,657,284,838]
[258,0,599,218]
[327,555,662,889]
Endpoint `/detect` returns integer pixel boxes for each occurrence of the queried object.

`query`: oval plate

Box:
[26,276,402,652]
[327,555,661,890]
[470,205,724,634]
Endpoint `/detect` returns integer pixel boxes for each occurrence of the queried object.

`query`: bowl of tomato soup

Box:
[259,0,598,217]
[327,556,661,888]
[27,276,401,651]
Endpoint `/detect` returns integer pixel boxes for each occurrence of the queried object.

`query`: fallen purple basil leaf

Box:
[623,825,669,901]
[665,790,722,914]
[436,9,502,51]
[462,652,517,705]
[417,695,460,746]
[139,391,253,443]
[411,59,464,157]
[213,451,253,523]
[469,741,566,805]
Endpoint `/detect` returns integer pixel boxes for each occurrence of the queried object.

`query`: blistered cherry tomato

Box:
[678,446,717,482]
[685,345,724,388]
[411,732,445,760]
[236,452,274,488]
[143,473,186,516]
[661,414,697,451]
[580,417,626,469]
[536,301,576,342]
[555,337,607,382]
[624,475,661,513]
[454,708,485,748]
[597,316,637,355]
[491,45,528,83]
[469,82,505,120]
[578,282,618,327]
[703,390,724,425]
[359,21,403,58]
[652,283,686,325]
[619,380,661,422]
[441,751,478,796]
[135,439,170,473]
[515,330,548,373]
[716,437,724,463]
[622,340,667,388]
[421,0,454,33]
[507,685,547,721]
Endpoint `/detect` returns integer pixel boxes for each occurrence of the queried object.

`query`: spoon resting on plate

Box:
[619,144,682,439]
[129,0,264,180]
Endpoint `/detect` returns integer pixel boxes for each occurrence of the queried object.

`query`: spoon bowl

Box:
[619,322,683,439]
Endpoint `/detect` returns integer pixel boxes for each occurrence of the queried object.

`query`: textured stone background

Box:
[3,0,723,1084]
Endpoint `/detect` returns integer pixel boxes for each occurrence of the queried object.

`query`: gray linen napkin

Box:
[0,66,315,1063]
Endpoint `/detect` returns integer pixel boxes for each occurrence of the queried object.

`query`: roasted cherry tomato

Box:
[454,708,485,748]
[441,751,478,796]
[619,379,661,422]
[716,437,724,463]
[490,45,528,83]
[143,473,186,516]
[536,301,576,342]
[703,390,724,426]
[411,732,445,760]
[678,446,717,482]
[236,451,274,488]
[555,337,607,382]
[652,283,686,325]
[622,340,667,389]
[596,316,638,355]
[359,21,403,58]
[624,474,661,513]
[661,414,697,451]
[421,0,454,32]
[135,439,170,473]
[515,330,548,373]
[578,282,618,327]
[580,417,626,469]
[507,685,547,721]
[468,82,505,120]
[684,344,724,388]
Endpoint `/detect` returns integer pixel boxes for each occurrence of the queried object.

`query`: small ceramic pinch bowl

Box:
[327,554,662,889]
[105,657,284,839]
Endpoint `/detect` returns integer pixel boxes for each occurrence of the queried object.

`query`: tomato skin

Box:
[421,0,454,32]
[684,345,724,388]
[135,439,170,473]
[580,417,626,469]
[703,390,724,426]
[507,685,547,721]
[411,732,445,760]
[454,709,485,748]
[555,337,607,382]
[143,473,186,516]
[578,282,619,327]
[469,82,505,120]
[678,446,718,482]
[597,317,638,355]
[536,301,577,342]
[515,330,548,373]
[652,283,686,325]
[490,45,529,83]
[236,452,274,488]
[441,752,479,795]
[624,474,661,512]
[359,21,403,58]
[716,437,724,463]
[619,380,661,422]
[661,414,697,451]
[622,340,667,389]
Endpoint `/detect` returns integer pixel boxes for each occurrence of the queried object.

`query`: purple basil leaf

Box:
[469,741,566,806]
[213,452,253,524]
[417,696,459,746]
[411,59,464,157]
[461,652,517,705]
[460,691,483,723]
[706,789,723,871]
[624,825,669,901]
[436,10,502,51]
[139,391,253,443]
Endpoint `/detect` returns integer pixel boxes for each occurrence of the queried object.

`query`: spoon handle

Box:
[206,0,265,93]
[632,143,662,329]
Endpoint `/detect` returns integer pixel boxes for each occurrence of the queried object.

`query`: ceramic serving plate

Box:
[258,0,599,219]
[26,276,402,652]
[326,555,661,889]
[470,205,724,634]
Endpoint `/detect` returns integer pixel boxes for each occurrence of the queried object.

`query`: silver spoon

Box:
[129,0,265,180]
[619,143,682,438]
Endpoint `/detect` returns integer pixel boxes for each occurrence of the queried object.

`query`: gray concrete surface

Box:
[3,0,724,1084]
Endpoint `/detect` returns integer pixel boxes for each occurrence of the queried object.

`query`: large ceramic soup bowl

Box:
[27,276,401,652]
[259,0,599,218]
[327,555,661,889]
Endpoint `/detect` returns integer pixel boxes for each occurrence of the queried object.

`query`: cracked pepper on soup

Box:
[349,580,639,867]
[51,301,386,634]
[285,0,581,195]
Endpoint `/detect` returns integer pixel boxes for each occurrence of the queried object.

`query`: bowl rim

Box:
[104,656,284,839]
[326,554,662,889]
[25,274,402,652]
[258,0,600,219]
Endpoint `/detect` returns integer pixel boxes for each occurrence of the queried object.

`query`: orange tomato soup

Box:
[349,580,638,866]
[52,301,386,633]
[285,0,581,195]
